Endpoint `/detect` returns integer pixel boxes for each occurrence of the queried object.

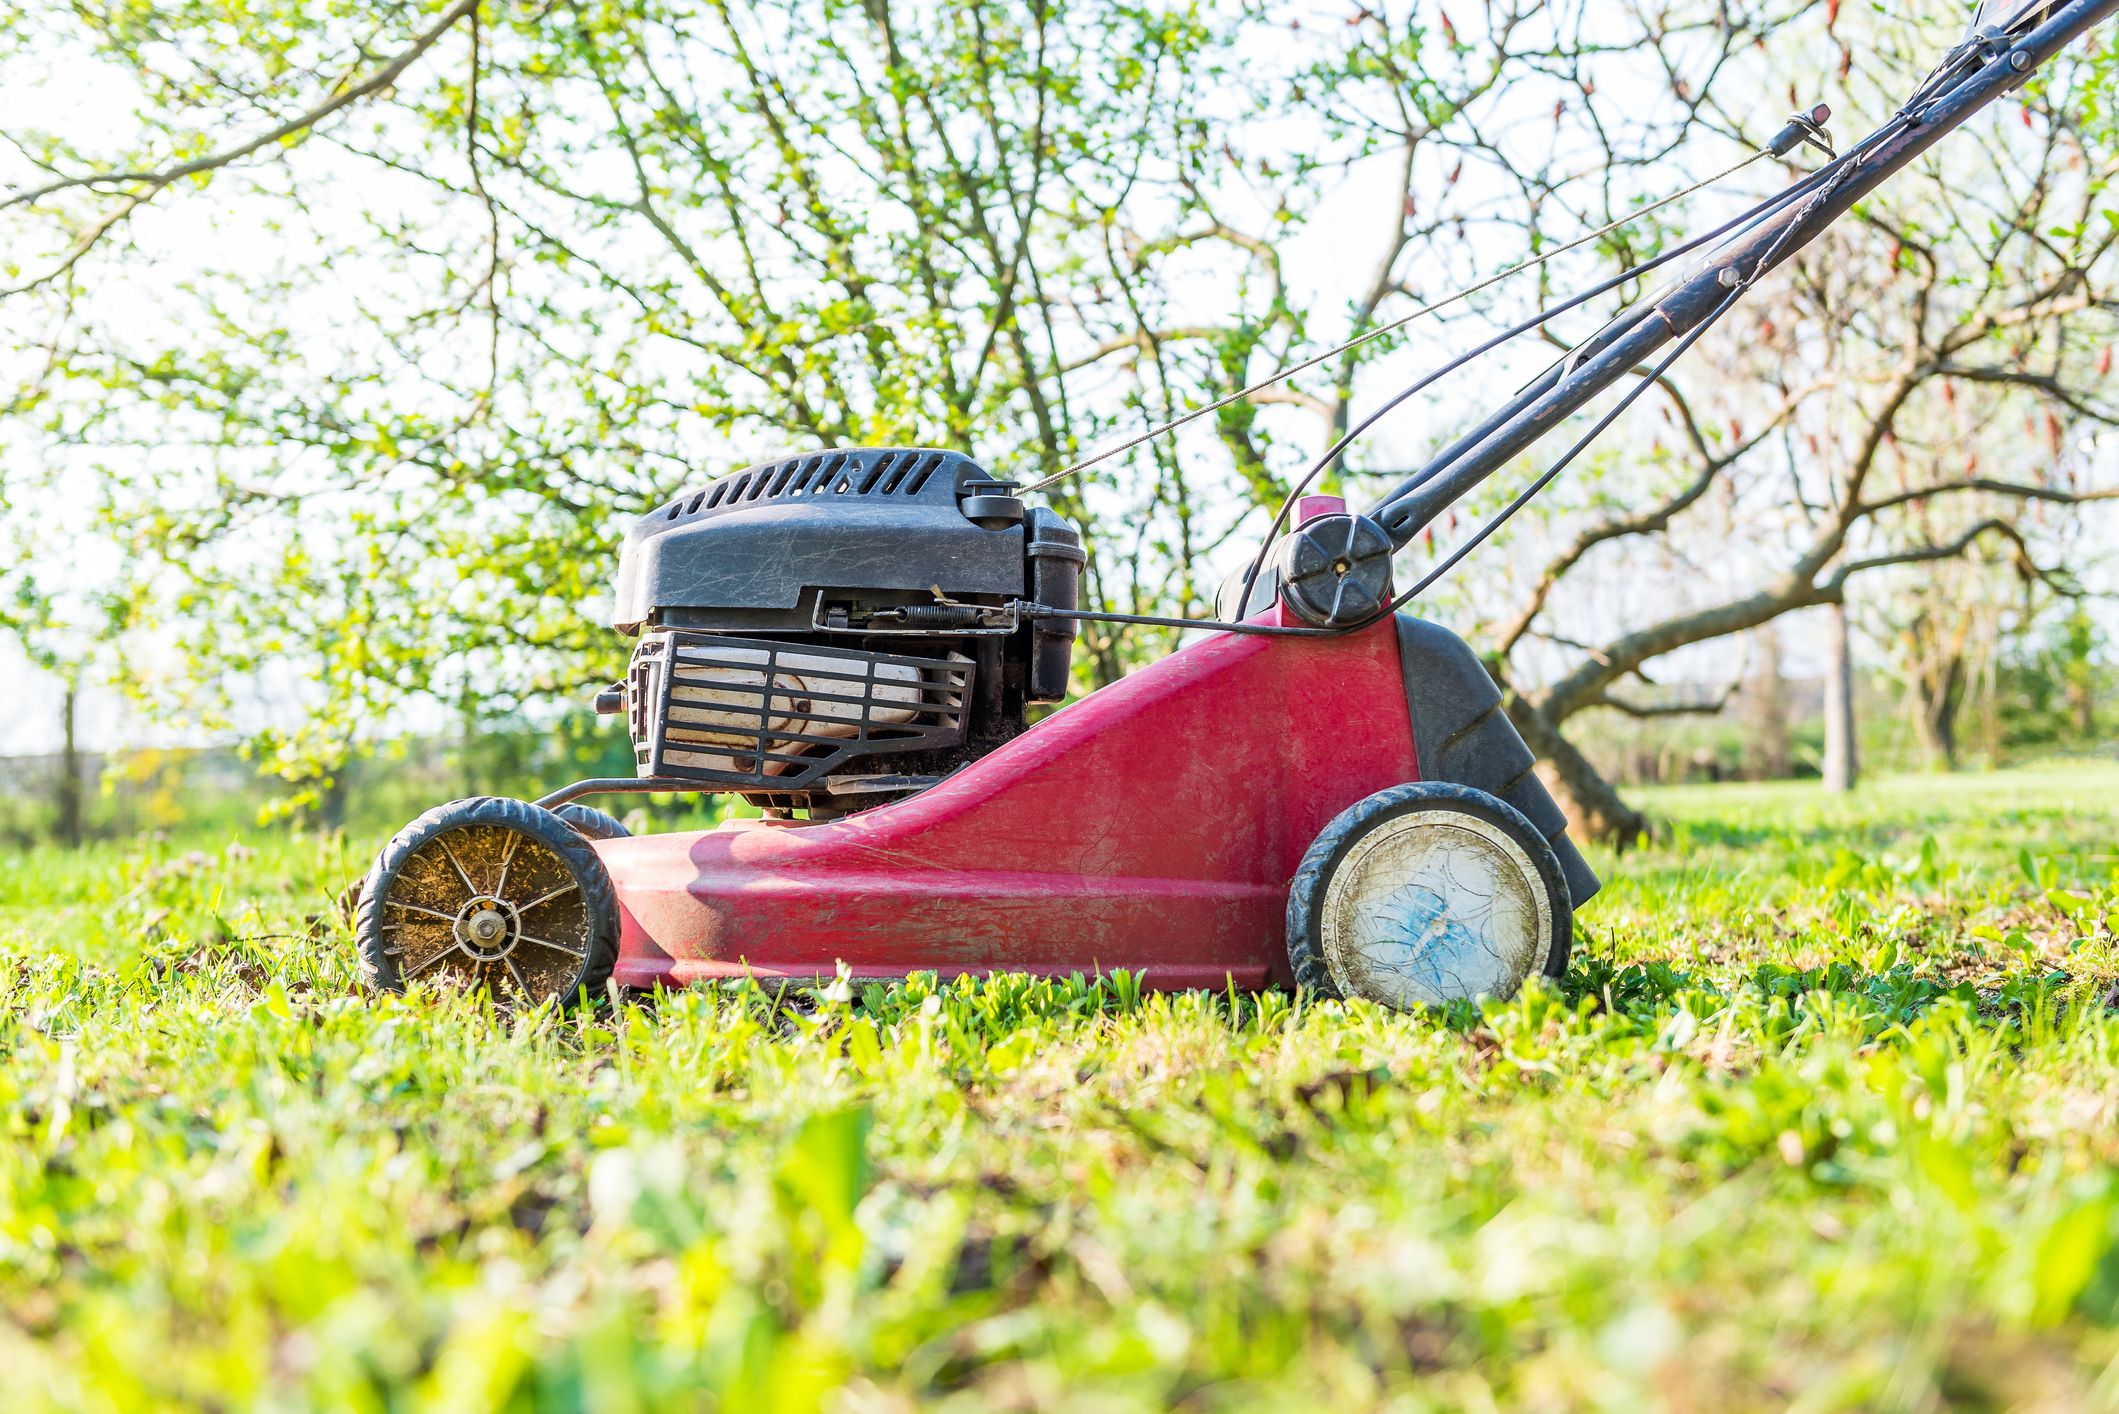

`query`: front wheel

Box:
[1288,782,1571,1010]
[356,796,620,1006]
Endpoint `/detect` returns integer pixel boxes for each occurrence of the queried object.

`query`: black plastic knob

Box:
[1278,513,1394,627]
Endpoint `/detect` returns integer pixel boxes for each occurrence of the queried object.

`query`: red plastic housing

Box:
[600,590,1420,993]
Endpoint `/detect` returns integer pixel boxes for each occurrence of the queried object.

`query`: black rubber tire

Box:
[356,795,620,1006]
[1287,781,1573,1005]
[553,803,632,842]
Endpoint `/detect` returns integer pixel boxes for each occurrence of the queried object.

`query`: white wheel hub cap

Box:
[1320,809,1551,1008]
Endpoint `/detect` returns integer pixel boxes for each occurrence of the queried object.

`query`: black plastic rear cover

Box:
[1395,615,1602,909]
[612,448,1025,630]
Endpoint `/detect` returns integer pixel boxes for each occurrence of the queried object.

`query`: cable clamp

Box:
[1767,104,1836,159]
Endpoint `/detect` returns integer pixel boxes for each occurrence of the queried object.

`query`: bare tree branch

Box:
[1,0,479,214]
[1588,679,1742,718]
[1857,477,2119,518]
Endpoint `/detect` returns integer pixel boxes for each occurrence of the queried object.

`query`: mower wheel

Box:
[553,802,631,841]
[356,796,620,1007]
[1287,782,1570,1010]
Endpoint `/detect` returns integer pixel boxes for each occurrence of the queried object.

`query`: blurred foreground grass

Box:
[8,766,2119,1409]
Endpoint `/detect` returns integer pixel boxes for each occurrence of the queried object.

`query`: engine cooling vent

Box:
[656,449,958,527]
[626,630,972,789]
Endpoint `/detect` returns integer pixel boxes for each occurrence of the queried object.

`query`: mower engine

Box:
[605,447,1083,816]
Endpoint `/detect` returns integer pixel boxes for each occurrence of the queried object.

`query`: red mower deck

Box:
[600,600,1416,992]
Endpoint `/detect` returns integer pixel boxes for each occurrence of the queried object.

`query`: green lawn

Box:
[8,766,2119,1410]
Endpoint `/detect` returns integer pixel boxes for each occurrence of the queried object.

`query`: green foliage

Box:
[21,0,2067,813]
[10,766,2119,1405]
[2,0,1291,780]
[1969,607,2115,759]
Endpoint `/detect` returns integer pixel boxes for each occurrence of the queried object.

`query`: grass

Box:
[7,765,2119,1410]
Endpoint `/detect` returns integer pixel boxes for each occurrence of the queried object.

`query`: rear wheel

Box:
[356,796,619,1006]
[1288,782,1570,1009]
[554,802,631,841]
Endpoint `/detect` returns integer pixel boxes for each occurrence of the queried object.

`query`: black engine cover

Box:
[613,447,1027,631]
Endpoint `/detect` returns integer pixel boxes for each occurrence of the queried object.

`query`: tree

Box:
[4,1,2116,840]
[1449,6,2119,837]
[4,0,1286,785]
[1822,599,1857,792]
[0,550,129,843]
[1962,596,2111,760]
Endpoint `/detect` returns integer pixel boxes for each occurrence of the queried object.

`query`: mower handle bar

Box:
[1365,0,2119,552]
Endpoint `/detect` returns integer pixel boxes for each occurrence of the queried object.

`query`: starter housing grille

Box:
[626,631,972,789]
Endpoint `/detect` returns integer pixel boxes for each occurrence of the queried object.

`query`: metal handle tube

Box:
[1368,0,2119,549]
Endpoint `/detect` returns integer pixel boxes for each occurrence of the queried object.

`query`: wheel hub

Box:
[1319,811,1549,1007]
[454,896,521,961]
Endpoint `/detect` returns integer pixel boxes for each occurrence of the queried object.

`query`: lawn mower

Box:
[355,0,2115,1011]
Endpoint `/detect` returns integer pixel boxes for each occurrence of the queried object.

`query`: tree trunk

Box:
[1910,652,1965,769]
[1505,693,1649,846]
[1822,601,1858,793]
[2068,670,2095,737]
[1743,626,1792,780]
[56,677,83,846]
